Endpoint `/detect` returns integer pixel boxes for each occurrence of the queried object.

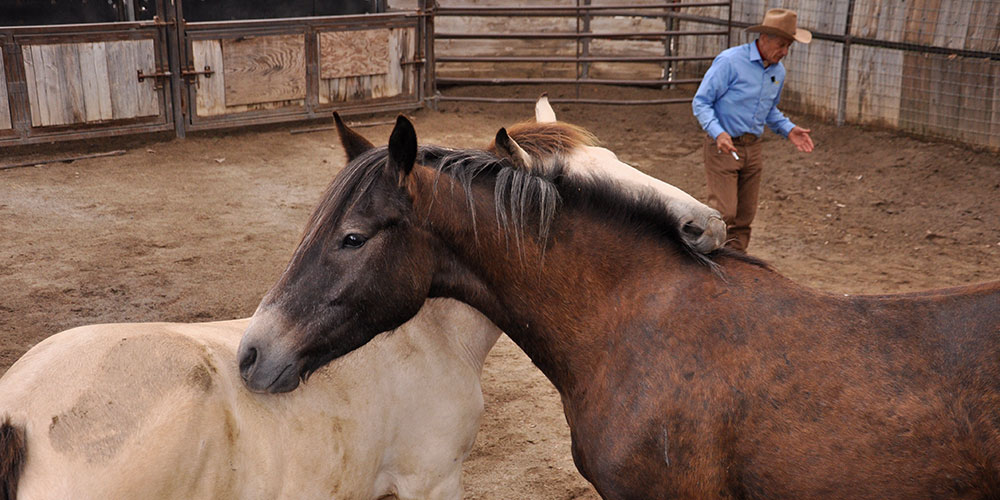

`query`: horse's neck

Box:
[418,167,684,393]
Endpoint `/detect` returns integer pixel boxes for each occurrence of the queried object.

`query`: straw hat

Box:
[746,8,812,44]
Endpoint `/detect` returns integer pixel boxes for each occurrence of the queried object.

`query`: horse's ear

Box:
[334,112,375,161]
[387,115,417,182]
[494,127,532,170]
[535,93,557,123]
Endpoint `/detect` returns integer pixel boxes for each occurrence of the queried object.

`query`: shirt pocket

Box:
[762,76,781,107]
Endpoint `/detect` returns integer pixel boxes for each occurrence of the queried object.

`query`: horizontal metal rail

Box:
[436,55,715,64]
[435,3,730,16]
[435,77,702,87]
[436,95,693,106]
[435,30,727,40]
[682,12,1000,61]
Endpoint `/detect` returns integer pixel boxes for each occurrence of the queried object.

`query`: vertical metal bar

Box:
[662,1,675,87]
[579,0,591,88]
[304,25,318,117]
[726,0,732,47]
[423,0,437,110]
[124,0,137,22]
[164,0,186,138]
[836,0,856,127]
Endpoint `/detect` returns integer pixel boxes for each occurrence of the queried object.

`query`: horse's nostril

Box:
[682,221,704,238]
[239,347,258,375]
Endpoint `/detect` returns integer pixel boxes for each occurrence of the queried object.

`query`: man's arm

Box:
[765,79,813,152]
[692,55,731,142]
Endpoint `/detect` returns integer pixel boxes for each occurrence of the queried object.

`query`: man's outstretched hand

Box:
[789,126,814,153]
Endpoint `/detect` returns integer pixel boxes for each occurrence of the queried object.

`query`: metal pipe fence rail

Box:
[430,1,733,106]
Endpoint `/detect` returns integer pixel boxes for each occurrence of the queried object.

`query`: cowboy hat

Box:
[746,8,812,44]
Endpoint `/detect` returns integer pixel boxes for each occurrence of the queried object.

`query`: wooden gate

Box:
[0,13,174,145]
[177,2,428,134]
[0,0,431,145]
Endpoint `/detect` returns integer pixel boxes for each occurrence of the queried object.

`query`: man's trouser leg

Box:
[703,136,763,252]
[729,140,763,251]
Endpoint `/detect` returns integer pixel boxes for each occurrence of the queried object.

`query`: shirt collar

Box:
[749,41,763,65]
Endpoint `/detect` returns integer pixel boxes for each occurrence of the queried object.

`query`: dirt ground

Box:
[1,85,998,499]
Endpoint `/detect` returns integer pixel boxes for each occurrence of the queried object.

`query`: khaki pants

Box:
[703,134,763,252]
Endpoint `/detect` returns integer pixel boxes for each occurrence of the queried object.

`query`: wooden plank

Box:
[38,44,70,126]
[61,43,87,123]
[955,57,994,147]
[0,51,10,129]
[21,45,42,127]
[135,39,159,117]
[79,42,114,121]
[319,29,390,79]
[852,0,908,42]
[900,52,964,140]
[222,34,305,107]
[932,0,971,50]
[903,0,941,45]
[992,63,1000,150]
[927,54,961,137]
[385,29,403,98]
[106,39,139,119]
[966,0,1000,52]
[845,45,902,127]
[192,40,226,117]
[899,51,933,137]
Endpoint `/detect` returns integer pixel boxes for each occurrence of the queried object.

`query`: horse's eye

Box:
[342,233,367,249]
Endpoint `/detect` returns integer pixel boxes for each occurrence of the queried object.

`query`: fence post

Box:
[836,0,856,127]
[421,0,437,111]
[165,0,186,138]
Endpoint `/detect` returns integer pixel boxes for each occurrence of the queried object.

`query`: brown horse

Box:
[237,116,1000,499]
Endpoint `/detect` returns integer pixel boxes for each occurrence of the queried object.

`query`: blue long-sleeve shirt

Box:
[692,41,796,140]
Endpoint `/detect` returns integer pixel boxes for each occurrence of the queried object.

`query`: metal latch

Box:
[182,66,215,82]
[137,68,172,90]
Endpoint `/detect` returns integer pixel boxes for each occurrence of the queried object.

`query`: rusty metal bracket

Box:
[181,66,215,82]
[151,16,176,27]
[137,68,172,89]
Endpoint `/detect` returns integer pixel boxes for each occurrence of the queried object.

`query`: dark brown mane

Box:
[488,121,599,160]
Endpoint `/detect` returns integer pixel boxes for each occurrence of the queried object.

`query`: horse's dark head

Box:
[238,115,434,393]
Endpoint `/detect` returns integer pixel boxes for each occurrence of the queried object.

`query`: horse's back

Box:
[0,303,495,500]
[0,320,250,500]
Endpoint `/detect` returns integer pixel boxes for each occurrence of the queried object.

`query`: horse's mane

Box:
[304,136,765,272]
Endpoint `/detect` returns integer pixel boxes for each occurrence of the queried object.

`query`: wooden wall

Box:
[20,39,159,127]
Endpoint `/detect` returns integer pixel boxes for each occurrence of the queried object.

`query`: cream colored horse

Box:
[0,299,499,500]
[503,95,726,253]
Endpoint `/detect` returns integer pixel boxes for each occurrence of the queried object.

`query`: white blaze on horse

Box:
[0,300,498,500]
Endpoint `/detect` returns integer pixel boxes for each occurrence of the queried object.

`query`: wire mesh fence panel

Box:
[730,0,998,150]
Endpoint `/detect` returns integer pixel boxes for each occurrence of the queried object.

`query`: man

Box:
[692,8,815,252]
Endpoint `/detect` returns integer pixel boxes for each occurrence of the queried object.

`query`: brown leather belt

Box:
[731,134,759,145]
